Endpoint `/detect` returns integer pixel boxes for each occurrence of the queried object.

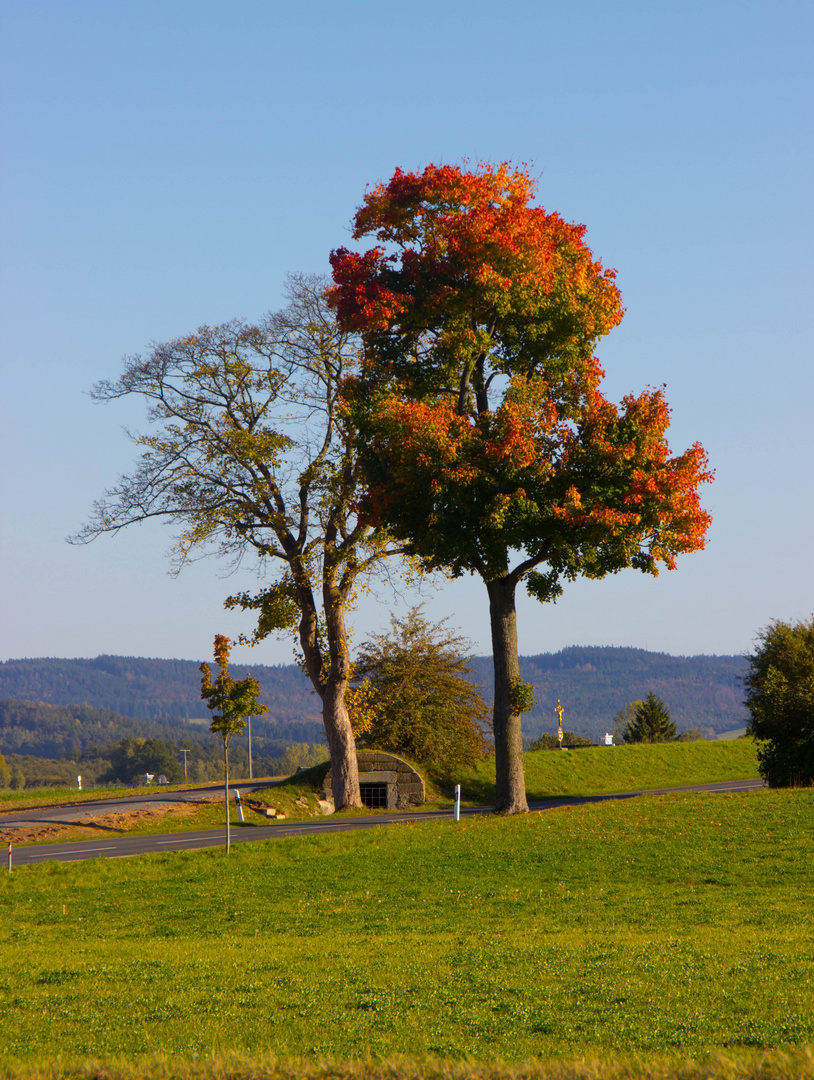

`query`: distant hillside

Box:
[0,654,321,726]
[469,646,748,741]
[0,646,748,744]
[0,699,208,759]
[0,699,326,760]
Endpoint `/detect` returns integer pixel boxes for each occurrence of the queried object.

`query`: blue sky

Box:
[1,0,812,666]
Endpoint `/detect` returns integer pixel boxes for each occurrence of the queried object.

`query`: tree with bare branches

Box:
[73,275,406,808]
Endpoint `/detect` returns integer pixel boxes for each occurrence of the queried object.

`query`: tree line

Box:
[0,734,326,791]
[0,698,325,758]
[467,647,747,742]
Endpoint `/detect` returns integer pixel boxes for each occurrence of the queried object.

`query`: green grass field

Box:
[461,739,760,804]
[1,778,812,1077]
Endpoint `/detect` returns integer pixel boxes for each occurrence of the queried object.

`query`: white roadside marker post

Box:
[454,784,461,822]
[7,841,11,874]
[234,789,244,824]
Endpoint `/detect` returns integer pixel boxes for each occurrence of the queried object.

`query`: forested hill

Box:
[466,646,748,741]
[0,654,320,726]
[0,699,326,760]
[0,647,748,742]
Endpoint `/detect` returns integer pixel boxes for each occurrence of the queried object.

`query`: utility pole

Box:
[179,749,191,781]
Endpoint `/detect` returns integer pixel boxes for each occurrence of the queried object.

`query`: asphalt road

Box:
[0,782,272,829]
[2,777,764,868]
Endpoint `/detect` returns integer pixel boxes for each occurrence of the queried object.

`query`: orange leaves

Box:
[212,633,231,670]
[368,398,476,487]
[336,163,712,590]
[328,162,624,396]
[560,386,713,561]
[352,372,713,584]
[352,162,537,243]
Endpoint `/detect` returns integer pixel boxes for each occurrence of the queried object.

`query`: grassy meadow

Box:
[461,739,760,804]
[1,774,812,1077]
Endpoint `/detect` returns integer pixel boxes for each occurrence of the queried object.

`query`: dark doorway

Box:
[359,782,388,808]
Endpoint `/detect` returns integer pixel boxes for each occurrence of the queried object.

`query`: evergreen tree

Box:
[623,692,676,743]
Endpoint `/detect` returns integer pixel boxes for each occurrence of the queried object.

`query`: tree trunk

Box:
[295,578,361,810]
[323,581,361,809]
[223,739,231,854]
[322,680,361,808]
[486,575,529,813]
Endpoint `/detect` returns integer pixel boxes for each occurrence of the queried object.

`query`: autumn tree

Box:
[744,616,814,787]
[622,691,676,743]
[73,275,406,809]
[330,162,712,812]
[201,635,267,852]
[348,607,490,774]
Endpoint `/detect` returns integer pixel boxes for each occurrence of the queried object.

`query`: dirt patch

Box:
[0,801,202,846]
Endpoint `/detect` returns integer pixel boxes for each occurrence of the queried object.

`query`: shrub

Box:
[529,730,595,750]
[348,607,491,774]
[744,615,814,787]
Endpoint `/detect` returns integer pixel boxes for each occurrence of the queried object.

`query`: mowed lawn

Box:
[1,784,812,1068]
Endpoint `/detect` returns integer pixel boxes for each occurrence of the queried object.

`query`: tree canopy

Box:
[200,635,267,747]
[329,162,712,812]
[96,737,185,785]
[744,616,814,787]
[348,607,490,775]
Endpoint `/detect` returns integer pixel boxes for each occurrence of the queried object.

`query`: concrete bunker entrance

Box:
[323,751,425,812]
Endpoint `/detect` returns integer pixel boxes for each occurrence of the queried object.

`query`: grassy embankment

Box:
[466,738,760,804]
[1,750,812,1078]
[0,739,761,845]
[1,740,761,846]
